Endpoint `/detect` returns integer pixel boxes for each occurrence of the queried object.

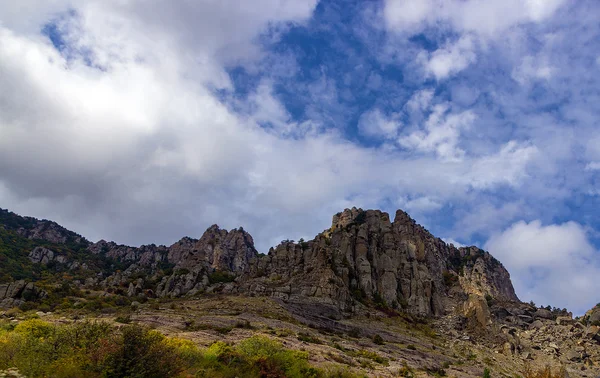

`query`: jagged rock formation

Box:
[0,206,519,317]
[0,208,87,246]
[1,206,599,376]
[0,280,46,308]
[91,207,516,317]
[236,208,517,316]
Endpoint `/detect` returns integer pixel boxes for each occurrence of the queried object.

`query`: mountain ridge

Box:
[1,206,600,377]
[1,206,518,316]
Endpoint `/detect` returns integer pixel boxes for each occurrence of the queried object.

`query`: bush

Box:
[443,271,458,287]
[372,334,384,345]
[297,332,322,344]
[483,367,491,378]
[208,271,235,284]
[524,365,567,378]
[0,320,362,378]
[102,325,184,378]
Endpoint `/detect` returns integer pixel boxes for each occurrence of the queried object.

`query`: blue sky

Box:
[0,0,599,314]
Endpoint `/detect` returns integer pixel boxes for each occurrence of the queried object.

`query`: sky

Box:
[0,0,599,314]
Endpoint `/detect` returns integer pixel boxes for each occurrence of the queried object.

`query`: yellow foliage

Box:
[13,319,54,339]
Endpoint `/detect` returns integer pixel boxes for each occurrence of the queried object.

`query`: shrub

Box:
[372,334,384,345]
[483,367,491,378]
[200,336,319,378]
[114,315,131,324]
[443,271,458,287]
[524,365,567,378]
[208,271,235,284]
[102,325,184,378]
[398,361,414,377]
[297,332,322,344]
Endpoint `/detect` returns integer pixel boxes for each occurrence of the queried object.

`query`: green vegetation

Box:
[0,319,362,378]
[483,367,491,378]
[442,271,458,287]
[398,361,414,377]
[524,365,567,378]
[344,349,388,366]
[208,271,236,284]
[372,334,384,345]
[297,332,322,344]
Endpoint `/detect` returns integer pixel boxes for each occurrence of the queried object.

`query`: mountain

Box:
[0,206,598,377]
[0,207,517,315]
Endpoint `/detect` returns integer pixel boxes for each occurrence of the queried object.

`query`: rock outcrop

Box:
[0,280,46,308]
[237,208,517,316]
[4,206,520,317]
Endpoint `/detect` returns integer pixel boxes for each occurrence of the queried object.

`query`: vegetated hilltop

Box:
[0,206,598,377]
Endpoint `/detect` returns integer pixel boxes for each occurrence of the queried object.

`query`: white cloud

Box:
[419,35,477,80]
[585,162,600,171]
[453,202,525,239]
[357,108,401,139]
[405,89,434,113]
[443,238,466,248]
[399,104,476,161]
[485,220,600,314]
[398,196,443,213]
[512,55,554,85]
[383,0,567,37]
[467,141,538,189]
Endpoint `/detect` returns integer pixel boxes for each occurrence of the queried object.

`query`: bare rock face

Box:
[240,208,518,316]
[88,240,169,267]
[586,306,600,325]
[156,225,258,297]
[16,206,519,318]
[28,246,55,264]
[190,225,258,274]
[462,294,492,329]
[0,280,46,308]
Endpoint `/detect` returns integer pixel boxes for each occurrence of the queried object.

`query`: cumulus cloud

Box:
[399,104,476,161]
[383,0,567,36]
[485,220,600,314]
[512,55,554,85]
[357,108,401,139]
[419,36,477,80]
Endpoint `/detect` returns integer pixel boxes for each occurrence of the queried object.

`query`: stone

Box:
[557,316,574,326]
[28,246,55,264]
[563,349,581,362]
[529,320,544,330]
[534,308,554,320]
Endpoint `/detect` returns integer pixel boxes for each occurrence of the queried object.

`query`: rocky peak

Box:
[241,207,519,317]
[191,225,258,273]
[0,208,87,245]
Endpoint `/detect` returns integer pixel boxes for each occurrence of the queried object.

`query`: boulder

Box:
[534,308,554,320]
[556,316,574,326]
[529,320,544,330]
[28,246,57,265]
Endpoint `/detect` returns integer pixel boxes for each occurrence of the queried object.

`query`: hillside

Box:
[0,207,598,377]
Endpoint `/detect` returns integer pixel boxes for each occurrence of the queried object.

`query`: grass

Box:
[297,332,323,344]
[524,366,568,378]
[0,319,365,378]
[345,349,389,366]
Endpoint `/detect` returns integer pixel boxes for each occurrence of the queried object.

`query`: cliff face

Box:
[128,207,517,316]
[0,206,518,317]
[238,208,517,316]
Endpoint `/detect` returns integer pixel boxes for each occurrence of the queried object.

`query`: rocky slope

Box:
[0,206,519,314]
[0,206,598,376]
